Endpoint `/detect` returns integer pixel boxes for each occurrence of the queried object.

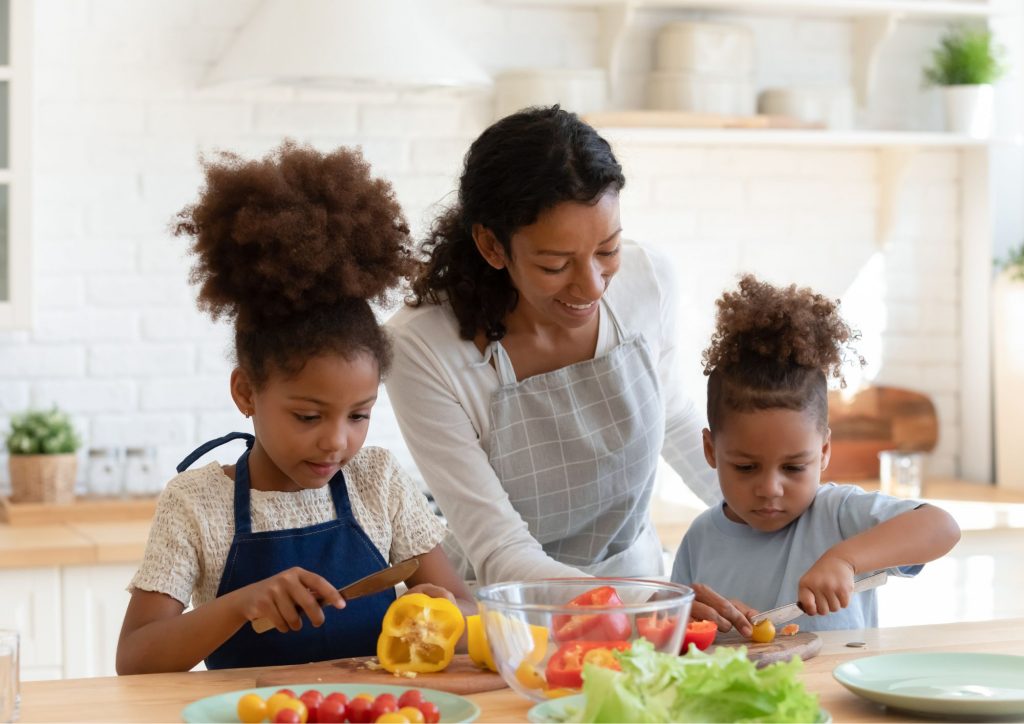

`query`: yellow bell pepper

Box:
[377,593,465,674]
[466,613,548,673]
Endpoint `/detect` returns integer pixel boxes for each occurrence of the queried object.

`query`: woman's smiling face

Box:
[703,407,831,532]
[480,191,622,331]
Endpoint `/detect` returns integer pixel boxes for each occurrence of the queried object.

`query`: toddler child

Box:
[672,275,960,632]
[117,142,471,673]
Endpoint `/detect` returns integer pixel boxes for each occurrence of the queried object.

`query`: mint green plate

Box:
[182,683,480,723]
[526,694,831,723]
[833,653,1024,717]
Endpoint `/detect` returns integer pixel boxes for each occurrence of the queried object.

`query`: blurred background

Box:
[0,0,1023,680]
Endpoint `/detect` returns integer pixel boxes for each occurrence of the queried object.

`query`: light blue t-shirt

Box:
[670,483,924,632]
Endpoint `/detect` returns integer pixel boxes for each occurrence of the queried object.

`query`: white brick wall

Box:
[0,0,968,493]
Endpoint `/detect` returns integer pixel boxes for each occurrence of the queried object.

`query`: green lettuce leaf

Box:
[572,638,819,723]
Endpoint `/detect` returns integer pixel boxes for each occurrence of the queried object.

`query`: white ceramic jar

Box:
[655,21,755,76]
[494,69,607,120]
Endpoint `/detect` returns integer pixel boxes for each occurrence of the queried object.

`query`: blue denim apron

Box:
[176,432,396,669]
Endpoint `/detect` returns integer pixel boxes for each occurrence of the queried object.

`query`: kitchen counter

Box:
[18,617,1024,722]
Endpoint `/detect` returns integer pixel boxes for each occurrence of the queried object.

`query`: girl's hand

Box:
[689,582,754,638]
[231,566,345,633]
[798,555,856,616]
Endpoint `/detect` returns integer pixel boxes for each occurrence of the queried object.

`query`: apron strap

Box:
[326,469,354,521]
[176,432,254,473]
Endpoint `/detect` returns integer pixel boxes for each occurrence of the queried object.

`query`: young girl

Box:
[671,275,961,632]
[117,142,471,674]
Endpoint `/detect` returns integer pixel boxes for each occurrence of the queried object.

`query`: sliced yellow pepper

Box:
[377,593,465,674]
[466,613,548,673]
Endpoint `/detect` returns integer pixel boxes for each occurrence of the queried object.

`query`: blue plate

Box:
[182,682,480,723]
[527,694,831,723]
[833,652,1024,718]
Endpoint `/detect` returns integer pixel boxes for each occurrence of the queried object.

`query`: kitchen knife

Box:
[751,570,889,627]
[251,557,420,634]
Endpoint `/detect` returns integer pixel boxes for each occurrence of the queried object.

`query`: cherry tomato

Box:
[682,619,718,652]
[274,709,301,724]
[236,693,267,724]
[397,690,422,709]
[281,699,308,724]
[276,688,298,699]
[325,692,349,707]
[267,692,297,721]
[371,693,398,720]
[355,692,375,702]
[751,619,776,644]
[345,696,373,724]
[375,714,410,724]
[397,706,426,724]
[299,690,323,722]
[316,697,346,724]
[417,700,440,724]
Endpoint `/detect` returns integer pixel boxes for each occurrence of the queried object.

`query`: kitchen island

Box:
[19,617,1024,722]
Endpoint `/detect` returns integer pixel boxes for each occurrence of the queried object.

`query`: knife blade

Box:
[751,570,889,627]
[251,557,420,634]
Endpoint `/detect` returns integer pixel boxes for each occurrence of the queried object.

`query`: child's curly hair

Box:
[174,141,415,387]
[704,275,862,434]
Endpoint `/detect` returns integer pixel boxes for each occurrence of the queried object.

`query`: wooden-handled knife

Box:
[251,557,420,634]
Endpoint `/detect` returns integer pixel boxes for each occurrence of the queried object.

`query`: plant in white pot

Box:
[994,243,1024,490]
[923,25,1006,138]
[5,408,82,504]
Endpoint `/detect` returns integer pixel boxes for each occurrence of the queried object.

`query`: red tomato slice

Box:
[681,619,718,652]
[636,614,678,647]
[551,585,632,642]
[544,640,632,689]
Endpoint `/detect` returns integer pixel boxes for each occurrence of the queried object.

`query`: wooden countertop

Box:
[2,478,1023,570]
[19,617,1024,722]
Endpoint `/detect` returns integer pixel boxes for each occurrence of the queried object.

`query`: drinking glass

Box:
[878,450,925,498]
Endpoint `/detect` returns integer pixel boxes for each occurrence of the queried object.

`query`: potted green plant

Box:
[994,242,1024,490]
[5,408,82,504]
[923,25,1006,137]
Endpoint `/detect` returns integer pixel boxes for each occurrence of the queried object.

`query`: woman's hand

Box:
[230,566,345,634]
[688,582,755,638]
[798,554,856,616]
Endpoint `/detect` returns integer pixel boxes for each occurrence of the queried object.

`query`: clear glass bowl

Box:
[475,577,694,703]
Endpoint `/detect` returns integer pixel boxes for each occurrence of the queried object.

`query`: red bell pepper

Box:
[636,614,677,648]
[551,585,632,642]
[544,640,632,689]
[681,619,718,652]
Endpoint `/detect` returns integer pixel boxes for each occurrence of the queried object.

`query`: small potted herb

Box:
[923,25,1006,137]
[5,408,81,504]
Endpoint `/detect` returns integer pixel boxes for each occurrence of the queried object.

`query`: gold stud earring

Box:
[244,410,251,419]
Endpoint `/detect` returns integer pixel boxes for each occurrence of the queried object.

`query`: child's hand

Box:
[798,555,856,616]
[689,582,755,638]
[404,583,456,603]
[231,566,345,633]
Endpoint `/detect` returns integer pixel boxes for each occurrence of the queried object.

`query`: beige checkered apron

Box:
[448,300,665,581]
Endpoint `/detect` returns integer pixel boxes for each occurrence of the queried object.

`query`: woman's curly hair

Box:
[174,140,415,386]
[704,275,862,434]
[408,105,625,341]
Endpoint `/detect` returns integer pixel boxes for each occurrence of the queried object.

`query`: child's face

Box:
[234,352,380,491]
[703,408,831,533]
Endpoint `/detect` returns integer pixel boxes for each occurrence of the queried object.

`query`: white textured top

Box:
[385,241,720,585]
[129,446,447,607]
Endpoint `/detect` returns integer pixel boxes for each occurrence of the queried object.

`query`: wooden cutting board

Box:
[709,631,821,668]
[254,654,507,695]
[827,386,938,481]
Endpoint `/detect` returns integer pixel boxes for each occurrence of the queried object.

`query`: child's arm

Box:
[116,567,344,674]
[403,545,475,615]
[798,503,960,616]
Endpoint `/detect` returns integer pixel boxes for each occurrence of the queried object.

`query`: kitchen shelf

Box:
[593,127,992,147]
[494,0,996,18]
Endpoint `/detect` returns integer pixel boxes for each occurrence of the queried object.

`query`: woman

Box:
[386,106,744,627]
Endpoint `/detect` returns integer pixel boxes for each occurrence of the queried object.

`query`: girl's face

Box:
[231,353,380,492]
[475,191,622,331]
[703,408,831,533]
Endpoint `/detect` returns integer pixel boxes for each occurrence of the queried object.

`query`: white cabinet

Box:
[61,564,135,679]
[0,567,62,679]
[0,562,136,680]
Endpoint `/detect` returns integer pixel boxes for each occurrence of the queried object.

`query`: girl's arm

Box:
[116,567,344,674]
[404,545,475,616]
[799,504,961,615]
